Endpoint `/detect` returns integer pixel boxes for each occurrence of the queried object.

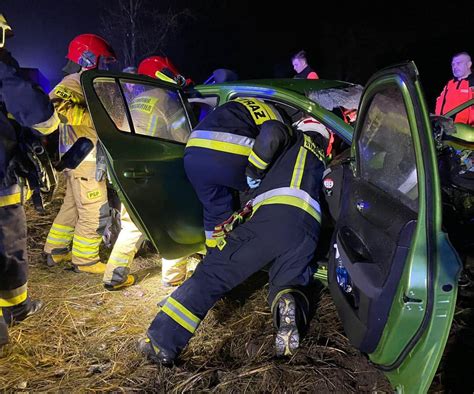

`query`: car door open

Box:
[326,62,461,392]
[81,70,205,259]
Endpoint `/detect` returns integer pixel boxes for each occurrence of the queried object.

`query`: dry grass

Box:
[0,180,392,392]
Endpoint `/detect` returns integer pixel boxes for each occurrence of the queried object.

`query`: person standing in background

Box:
[435,51,474,126]
[292,50,319,80]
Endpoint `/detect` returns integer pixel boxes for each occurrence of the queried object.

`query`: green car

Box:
[81,61,463,393]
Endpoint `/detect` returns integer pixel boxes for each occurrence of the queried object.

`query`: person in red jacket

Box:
[292,50,319,80]
[435,52,474,126]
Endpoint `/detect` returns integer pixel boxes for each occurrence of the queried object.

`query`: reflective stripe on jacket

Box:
[50,72,98,177]
[186,130,255,156]
[250,132,326,223]
[253,186,321,223]
[185,98,283,156]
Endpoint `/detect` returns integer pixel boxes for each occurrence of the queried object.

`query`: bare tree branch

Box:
[100,0,192,69]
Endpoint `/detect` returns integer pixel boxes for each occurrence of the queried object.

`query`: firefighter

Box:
[43,34,116,274]
[435,51,474,126]
[0,14,60,347]
[138,118,329,365]
[184,97,288,249]
[103,56,193,290]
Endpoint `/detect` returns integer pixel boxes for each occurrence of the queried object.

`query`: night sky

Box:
[2,0,473,107]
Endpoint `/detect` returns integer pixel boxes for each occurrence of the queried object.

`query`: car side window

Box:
[93,78,131,132]
[93,78,192,144]
[187,96,219,123]
[358,85,418,212]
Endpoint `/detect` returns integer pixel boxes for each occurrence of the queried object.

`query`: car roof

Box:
[195,78,353,95]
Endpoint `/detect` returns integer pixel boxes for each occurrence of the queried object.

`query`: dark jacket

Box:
[246,129,327,224]
[0,51,57,206]
[294,65,319,80]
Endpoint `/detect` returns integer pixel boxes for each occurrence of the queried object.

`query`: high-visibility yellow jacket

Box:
[50,72,98,178]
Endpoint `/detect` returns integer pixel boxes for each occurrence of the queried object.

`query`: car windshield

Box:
[307,84,363,112]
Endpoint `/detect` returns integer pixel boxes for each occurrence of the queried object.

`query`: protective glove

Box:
[212,201,253,240]
[246,176,261,189]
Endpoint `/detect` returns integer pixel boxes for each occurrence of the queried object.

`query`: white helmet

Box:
[293,117,331,140]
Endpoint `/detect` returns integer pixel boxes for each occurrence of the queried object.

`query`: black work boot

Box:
[3,298,43,326]
[274,293,308,357]
[275,293,299,356]
[137,337,176,367]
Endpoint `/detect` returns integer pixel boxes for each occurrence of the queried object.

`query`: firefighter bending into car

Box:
[184,96,289,249]
[43,34,116,274]
[103,56,195,290]
[0,14,60,347]
[138,117,331,364]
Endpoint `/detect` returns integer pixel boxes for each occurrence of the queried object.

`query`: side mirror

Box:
[54,137,94,171]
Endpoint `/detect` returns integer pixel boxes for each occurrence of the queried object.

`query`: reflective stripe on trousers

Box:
[0,184,33,207]
[161,296,201,333]
[0,283,28,307]
[44,173,107,265]
[72,233,102,260]
[46,223,75,248]
[186,130,255,156]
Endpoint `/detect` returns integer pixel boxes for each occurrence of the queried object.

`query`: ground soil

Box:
[0,186,472,393]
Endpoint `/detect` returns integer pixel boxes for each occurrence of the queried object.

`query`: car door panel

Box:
[330,167,417,352]
[327,62,461,392]
[81,71,205,259]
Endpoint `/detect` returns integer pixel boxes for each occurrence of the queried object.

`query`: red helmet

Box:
[66,34,116,70]
[138,56,191,86]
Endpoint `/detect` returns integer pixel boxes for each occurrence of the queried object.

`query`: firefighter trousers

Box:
[0,204,29,314]
[103,205,191,286]
[44,172,108,266]
[184,147,248,247]
[147,205,320,357]
[103,205,143,286]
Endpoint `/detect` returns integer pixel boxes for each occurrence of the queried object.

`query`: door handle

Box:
[123,170,154,179]
[356,200,368,212]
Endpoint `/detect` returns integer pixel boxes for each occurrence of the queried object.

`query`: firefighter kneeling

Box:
[138,117,331,364]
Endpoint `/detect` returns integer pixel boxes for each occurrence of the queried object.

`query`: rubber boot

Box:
[104,274,137,291]
[44,252,72,267]
[74,262,107,274]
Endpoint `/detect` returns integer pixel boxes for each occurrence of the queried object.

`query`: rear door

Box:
[327,62,461,392]
[81,70,204,259]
